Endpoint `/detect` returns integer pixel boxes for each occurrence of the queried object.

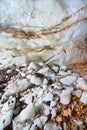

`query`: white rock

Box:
[25,95,33,104]
[59,76,77,86]
[80,92,87,104]
[13,56,28,66]
[30,75,43,86]
[72,90,82,98]
[76,78,87,91]
[6,69,12,74]
[37,67,49,75]
[20,72,26,77]
[40,116,48,125]
[51,109,56,118]
[34,118,41,127]
[50,101,57,107]
[52,65,59,72]
[50,74,56,81]
[37,89,43,97]
[30,125,37,130]
[44,108,50,116]
[27,62,37,71]
[60,65,67,71]
[60,90,71,105]
[43,93,53,102]
[75,120,83,126]
[51,83,63,90]
[0,97,16,130]
[6,78,31,95]
[43,78,48,85]
[59,71,68,76]
[26,74,32,80]
[44,122,62,130]
[20,103,36,121]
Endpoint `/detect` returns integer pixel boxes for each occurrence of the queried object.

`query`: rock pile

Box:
[0,62,87,130]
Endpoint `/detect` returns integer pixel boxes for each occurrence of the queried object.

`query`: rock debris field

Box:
[0,62,87,130]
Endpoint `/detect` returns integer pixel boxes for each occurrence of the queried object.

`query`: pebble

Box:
[25,95,33,104]
[39,116,48,125]
[52,65,59,72]
[59,75,77,86]
[38,67,49,75]
[44,122,62,130]
[50,101,57,107]
[27,62,37,71]
[51,83,63,90]
[43,78,48,84]
[76,77,87,91]
[72,90,82,98]
[43,92,53,102]
[51,108,56,118]
[6,69,12,74]
[34,118,41,127]
[60,90,71,105]
[80,91,87,104]
[30,75,43,85]
[60,65,67,71]
[75,120,83,126]
[59,70,68,76]
[44,107,50,116]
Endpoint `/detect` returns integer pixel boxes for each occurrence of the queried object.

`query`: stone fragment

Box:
[50,101,57,107]
[6,78,31,95]
[51,109,56,118]
[76,78,87,91]
[60,90,71,105]
[44,122,62,130]
[30,75,43,85]
[39,116,48,125]
[80,92,87,104]
[59,76,77,86]
[72,90,82,98]
[0,97,16,130]
[19,103,36,121]
[60,65,67,71]
[43,93,53,102]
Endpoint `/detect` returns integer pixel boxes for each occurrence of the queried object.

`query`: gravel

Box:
[0,62,87,130]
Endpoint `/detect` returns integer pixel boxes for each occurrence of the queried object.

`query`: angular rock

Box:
[6,78,31,95]
[44,122,62,130]
[0,97,16,130]
[59,75,77,86]
[72,90,82,98]
[76,78,87,91]
[30,75,43,86]
[43,93,53,102]
[60,90,71,105]
[80,91,87,104]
